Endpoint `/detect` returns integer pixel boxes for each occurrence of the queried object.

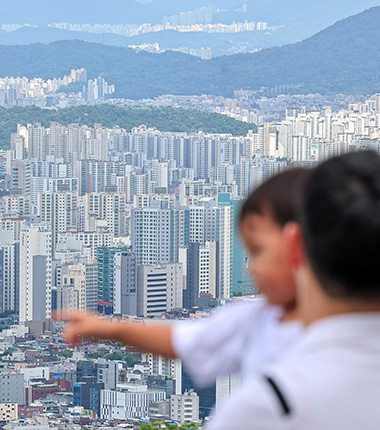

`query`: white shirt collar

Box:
[302,312,380,343]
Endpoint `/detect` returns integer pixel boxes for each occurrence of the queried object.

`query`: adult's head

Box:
[290,151,380,323]
[239,168,309,308]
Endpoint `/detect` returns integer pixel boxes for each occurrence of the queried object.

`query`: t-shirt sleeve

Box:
[172,302,264,387]
[206,376,290,430]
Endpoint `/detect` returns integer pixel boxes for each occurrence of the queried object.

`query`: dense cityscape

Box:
[0,69,115,109]
[0,0,378,429]
[0,88,378,427]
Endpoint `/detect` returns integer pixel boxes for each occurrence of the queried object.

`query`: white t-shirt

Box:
[172,301,302,387]
[206,313,380,430]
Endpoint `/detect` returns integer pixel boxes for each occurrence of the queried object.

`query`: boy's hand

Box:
[53,310,114,346]
[52,310,176,358]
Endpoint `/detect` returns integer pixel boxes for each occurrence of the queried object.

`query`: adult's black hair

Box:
[302,151,380,301]
[240,168,310,227]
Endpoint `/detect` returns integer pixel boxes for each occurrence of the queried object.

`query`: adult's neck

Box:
[296,266,380,327]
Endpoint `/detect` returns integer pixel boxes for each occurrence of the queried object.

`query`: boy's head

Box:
[240,168,309,308]
[300,151,380,303]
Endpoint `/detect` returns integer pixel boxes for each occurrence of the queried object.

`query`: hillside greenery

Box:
[0,105,253,148]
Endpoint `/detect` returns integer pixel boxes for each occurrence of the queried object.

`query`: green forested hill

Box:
[0,105,254,148]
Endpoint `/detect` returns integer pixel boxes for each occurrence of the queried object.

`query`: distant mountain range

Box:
[0,0,378,47]
[0,6,380,98]
[0,26,290,57]
[216,0,380,41]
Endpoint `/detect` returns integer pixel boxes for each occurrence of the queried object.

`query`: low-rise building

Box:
[101,383,166,420]
[170,389,199,424]
[0,403,18,422]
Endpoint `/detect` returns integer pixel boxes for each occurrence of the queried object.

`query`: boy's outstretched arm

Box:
[54,311,176,359]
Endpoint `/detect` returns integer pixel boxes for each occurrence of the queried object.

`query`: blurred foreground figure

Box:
[207,151,380,430]
[56,168,308,388]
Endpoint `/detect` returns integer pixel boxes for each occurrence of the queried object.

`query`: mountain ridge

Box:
[0,0,378,50]
[0,26,290,57]
[0,7,380,98]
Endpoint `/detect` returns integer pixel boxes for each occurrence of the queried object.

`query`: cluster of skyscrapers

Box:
[162,5,217,27]
[4,92,378,327]
[0,91,378,427]
[274,96,380,161]
[0,121,292,330]
[0,68,114,108]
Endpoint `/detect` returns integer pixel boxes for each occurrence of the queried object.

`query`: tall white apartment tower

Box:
[19,227,52,323]
[0,231,19,313]
[85,193,126,237]
[26,123,46,161]
[39,192,77,249]
[132,201,179,266]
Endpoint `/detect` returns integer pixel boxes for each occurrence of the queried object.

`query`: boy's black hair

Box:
[240,168,310,227]
[302,151,380,301]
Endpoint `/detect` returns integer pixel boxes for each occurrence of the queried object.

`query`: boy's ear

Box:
[283,222,305,270]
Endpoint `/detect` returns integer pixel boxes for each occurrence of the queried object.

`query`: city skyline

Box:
[0,2,378,428]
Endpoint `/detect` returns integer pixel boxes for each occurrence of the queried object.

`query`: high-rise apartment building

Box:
[219,194,254,296]
[0,215,26,241]
[182,241,217,309]
[141,352,182,394]
[55,284,79,316]
[114,251,137,316]
[11,133,25,160]
[26,123,46,161]
[47,122,66,160]
[86,193,126,237]
[19,226,52,323]
[137,264,183,317]
[178,196,233,301]
[132,201,179,266]
[39,191,77,248]
[10,160,31,195]
[216,203,232,300]
[61,263,98,312]
[170,389,199,424]
[4,194,31,217]
[96,247,126,305]
[0,231,19,313]
[58,231,113,261]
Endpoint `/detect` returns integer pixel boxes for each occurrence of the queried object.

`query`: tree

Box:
[59,349,73,358]
[2,347,16,356]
